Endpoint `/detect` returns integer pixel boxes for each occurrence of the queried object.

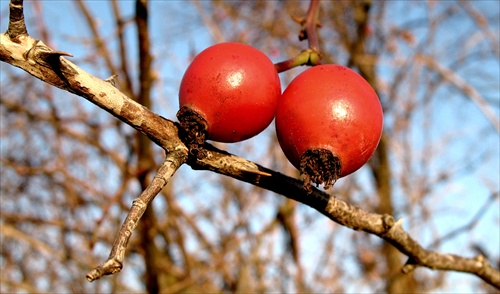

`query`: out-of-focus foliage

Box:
[1,1,498,292]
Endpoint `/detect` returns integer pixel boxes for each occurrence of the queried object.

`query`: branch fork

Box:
[87,151,187,282]
[274,0,323,73]
[2,0,499,289]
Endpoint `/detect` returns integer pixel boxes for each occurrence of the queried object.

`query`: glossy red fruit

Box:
[177,42,281,147]
[275,64,383,191]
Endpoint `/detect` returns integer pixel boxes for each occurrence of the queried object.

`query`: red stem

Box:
[274,0,323,73]
[304,0,321,52]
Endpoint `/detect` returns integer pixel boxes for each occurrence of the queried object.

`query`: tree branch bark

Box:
[1,0,498,289]
[86,154,186,281]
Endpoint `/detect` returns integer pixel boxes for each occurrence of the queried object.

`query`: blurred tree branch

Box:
[275,0,322,72]
[1,0,499,290]
[416,54,500,133]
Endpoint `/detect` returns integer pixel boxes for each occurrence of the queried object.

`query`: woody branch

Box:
[0,0,498,288]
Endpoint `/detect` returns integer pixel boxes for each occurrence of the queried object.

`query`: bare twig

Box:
[191,0,225,43]
[459,0,500,57]
[0,33,184,153]
[1,0,499,289]
[429,192,499,249]
[5,0,27,40]
[135,0,153,107]
[295,0,322,51]
[416,55,500,133]
[1,223,91,271]
[111,0,135,96]
[86,153,187,281]
[75,0,117,76]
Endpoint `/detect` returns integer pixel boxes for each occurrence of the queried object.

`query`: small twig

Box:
[86,151,187,282]
[6,0,28,41]
[429,191,499,249]
[191,0,225,43]
[2,1,500,288]
[299,0,322,51]
[416,55,500,133]
[75,0,116,75]
[111,0,135,95]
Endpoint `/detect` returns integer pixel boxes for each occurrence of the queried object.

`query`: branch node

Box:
[401,263,417,274]
[474,254,488,271]
[153,173,169,185]
[86,257,123,282]
[382,214,396,230]
[131,198,147,210]
[24,40,76,75]
[6,0,28,41]
[475,254,484,262]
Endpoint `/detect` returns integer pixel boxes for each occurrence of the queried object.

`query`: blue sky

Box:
[1,0,499,292]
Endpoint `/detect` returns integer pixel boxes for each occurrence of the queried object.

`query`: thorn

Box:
[249,170,272,177]
[26,40,72,63]
[298,29,307,41]
[291,15,305,25]
[105,74,118,87]
[35,50,74,70]
[47,51,73,58]
[237,162,272,177]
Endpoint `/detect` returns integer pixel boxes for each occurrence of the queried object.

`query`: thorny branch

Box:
[1,0,499,289]
[294,0,322,51]
[86,154,186,281]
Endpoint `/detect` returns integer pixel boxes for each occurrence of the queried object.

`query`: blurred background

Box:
[1,0,499,292]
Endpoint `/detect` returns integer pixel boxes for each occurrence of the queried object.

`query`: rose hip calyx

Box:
[176,106,208,159]
[299,148,342,193]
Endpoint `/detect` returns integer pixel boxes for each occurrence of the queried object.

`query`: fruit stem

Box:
[302,0,322,52]
[299,148,341,193]
[274,49,322,73]
[274,0,323,73]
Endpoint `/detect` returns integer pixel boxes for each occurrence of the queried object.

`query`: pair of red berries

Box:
[177,42,383,191]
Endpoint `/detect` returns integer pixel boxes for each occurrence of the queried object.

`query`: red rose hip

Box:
[275,64,383,192]
[177,42,281,155]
